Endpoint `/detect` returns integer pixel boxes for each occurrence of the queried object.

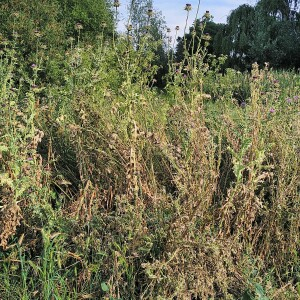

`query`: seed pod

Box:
[113,0,120,8]
[185,4,192,11]
[147,9,153,17]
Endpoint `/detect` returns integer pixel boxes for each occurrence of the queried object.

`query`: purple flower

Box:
[294,95,299,102]
[240,101,246,108]
[269,108,275,113]
[27,157,33,161]
[286,97,292,104]
[31,63,37,68]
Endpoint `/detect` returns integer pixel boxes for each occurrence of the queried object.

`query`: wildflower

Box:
[75,23,83,30]
[31,63,37,68]
[12,31,20,38]
[113,0,120,8]
[204,10,210,19]
[27,157,33,161]
[286,97,292,104]
[202,33,211,41]
[294,95,299,101]
[269,108,275,113]
[34,30,42,38]
[240,101,246,108]
[184,4,192,11]
[147,9,153,17]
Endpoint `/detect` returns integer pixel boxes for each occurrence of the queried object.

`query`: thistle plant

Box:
[0,1,299,299]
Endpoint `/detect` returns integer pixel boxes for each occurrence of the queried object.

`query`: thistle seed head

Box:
[113,0,120,8]
[147,9,153,17]
[185,4,192,11]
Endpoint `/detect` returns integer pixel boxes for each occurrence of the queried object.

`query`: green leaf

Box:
[255,283,269,299]
[101,282,109,292]
[0,173,13,188]
[242,289,255,300]
[0,145,8,153]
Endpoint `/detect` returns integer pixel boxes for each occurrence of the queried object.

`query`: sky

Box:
[117,0,256,37]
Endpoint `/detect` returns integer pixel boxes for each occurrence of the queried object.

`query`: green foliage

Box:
[0,0,114,84]
[59,0,114,40]
[179,0,300,70]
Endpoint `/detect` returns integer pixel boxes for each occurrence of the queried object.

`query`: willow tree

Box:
[222,0,300,69]
[224,4,256,69]
[250,0,300,68]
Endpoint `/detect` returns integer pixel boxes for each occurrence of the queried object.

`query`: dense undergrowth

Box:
[0,9,300,300]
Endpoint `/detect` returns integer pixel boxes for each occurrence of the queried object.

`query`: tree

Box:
[250,0,300,68]
[224,4,256,69]
[126,0,168,86]
[59,0,114,41]
[0,0,114,82]
[217,0,300,69]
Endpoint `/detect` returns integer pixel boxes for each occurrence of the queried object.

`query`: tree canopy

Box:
[175,0,300,70]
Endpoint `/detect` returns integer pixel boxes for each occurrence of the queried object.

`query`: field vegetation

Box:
[0,0,299,299]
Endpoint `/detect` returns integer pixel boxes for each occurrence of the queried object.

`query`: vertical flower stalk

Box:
[183,3,193,62]
[113,0,120,47]
[170,25,180,64]
[75,22,83,48]
[146,8,153,29]
[166,27,172,67]
[183,4,192,38]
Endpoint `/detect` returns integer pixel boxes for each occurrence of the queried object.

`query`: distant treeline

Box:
[176,0,300,70]
[1,0,299,81]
